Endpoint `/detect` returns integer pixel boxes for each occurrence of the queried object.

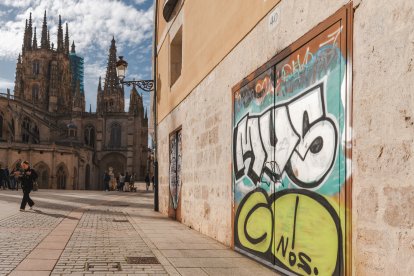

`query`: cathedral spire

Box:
[57,15,64,52]
[65,22,69,55]
[22,19,28,53]
[25,13,33,51]
[102,37,124,112]
[41,10,48,49]
[32,27,37,49]
[98,76,102,91]
[71,40,76,53]
[104,37,120,94]
[47,30,50,49]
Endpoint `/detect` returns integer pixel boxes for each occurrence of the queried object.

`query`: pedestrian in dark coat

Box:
[9,168,17,190]
[0,165,5,190]
[103,171,110,192]
[4,167,10,189]
[145,174,150,191]
[19,161,38,211]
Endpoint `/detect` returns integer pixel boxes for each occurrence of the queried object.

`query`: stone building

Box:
[152,0,414,275]
[0,12,148,190]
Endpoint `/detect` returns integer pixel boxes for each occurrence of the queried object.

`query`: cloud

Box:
[0,0,154,112]
[0,0,33,8]
[0,77,14,90]
[124,98,130,112]
[134,0,148,5]
[0,0,154,60]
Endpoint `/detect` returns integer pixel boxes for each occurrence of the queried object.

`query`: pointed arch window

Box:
[56,166,67,189]
[9,119,15,142]
[109,122,121,148]
[21,117,39,144]
[84,125,95,148]
[21,117,30,143]
[32,124,39,144]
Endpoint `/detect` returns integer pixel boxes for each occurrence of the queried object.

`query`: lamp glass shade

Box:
[116,56,128,81]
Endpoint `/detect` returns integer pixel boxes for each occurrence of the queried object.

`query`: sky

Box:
[0,0,154,113]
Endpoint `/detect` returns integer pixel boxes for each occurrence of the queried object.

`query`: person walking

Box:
[118,173,125,191]
[19,161,38,211]
[145,174,150,191]
[103,171,110,192]
[13,161,23,191]
[124,172,130,192]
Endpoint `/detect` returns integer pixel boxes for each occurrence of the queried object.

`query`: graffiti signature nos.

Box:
[234,188,343,276]
[233,80,338,188]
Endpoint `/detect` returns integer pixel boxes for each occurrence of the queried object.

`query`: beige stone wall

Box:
[352,0,414,274]
[157,0,414,273]
[158,0,351,244]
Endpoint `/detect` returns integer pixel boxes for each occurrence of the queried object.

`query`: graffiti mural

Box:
[232,7,351,276]
[169,129,182,210]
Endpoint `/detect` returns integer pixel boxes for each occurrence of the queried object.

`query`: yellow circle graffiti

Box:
[235,189,342,276]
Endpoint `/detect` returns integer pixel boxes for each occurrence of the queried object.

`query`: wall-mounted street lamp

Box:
[116,56,159,211]
[116,56,154,92]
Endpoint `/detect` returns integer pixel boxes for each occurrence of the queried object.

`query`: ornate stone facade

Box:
[0,12,148,190]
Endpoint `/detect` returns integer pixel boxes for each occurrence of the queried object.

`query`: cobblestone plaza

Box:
[0,187,275,276]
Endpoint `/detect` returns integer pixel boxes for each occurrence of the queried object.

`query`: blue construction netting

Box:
[69,53,84,94]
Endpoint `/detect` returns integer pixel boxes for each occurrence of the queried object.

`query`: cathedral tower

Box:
[99,37,125,113]
[15,12,75,113]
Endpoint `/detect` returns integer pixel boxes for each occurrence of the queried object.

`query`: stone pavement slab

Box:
[26,249,63,260]
[0,190,77,276]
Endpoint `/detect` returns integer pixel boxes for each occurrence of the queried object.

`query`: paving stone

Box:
[51,205,167,275]
[0,191,74,275]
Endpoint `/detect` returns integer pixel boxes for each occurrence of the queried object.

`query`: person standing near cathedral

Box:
[103,171,110,192]
[0,165,5,190]
[19,161,38,211]
[4,167,10,189]
[118,173,125,191]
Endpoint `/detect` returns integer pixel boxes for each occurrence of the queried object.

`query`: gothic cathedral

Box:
[0,12,148,190]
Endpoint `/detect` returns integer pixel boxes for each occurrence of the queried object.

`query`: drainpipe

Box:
[153,0,159,212]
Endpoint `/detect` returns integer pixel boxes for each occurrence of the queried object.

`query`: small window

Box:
[32,85,39,102]
[170,26,182,87]
[69,129,77,137]
[32,61,40,75]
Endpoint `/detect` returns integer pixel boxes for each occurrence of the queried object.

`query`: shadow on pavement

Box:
[33,209,79,220]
